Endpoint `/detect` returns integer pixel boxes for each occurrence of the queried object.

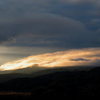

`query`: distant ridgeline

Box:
[0,66,100,98]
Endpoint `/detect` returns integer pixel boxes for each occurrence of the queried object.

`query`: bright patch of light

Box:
[0,48,100,71]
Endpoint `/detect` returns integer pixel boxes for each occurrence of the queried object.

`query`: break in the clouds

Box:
[0,48,100,72]
[0,0,99,64]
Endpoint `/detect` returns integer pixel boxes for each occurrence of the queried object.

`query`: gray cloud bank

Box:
[0,0,99,49]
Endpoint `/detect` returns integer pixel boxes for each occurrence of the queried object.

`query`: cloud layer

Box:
[0,48,100,72]
[0,14,100,48]
[0,0,99,65]
[0,0,99,47]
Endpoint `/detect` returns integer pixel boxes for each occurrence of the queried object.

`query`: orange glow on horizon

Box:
[0,48,100,71]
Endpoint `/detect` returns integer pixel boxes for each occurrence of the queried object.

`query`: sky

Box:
[0,0,100,65]
[0,48,100,72]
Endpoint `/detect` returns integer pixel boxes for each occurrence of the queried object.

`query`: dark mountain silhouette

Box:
[0,66,100,99]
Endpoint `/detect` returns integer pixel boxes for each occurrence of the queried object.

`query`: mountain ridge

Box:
[0,66,100,98]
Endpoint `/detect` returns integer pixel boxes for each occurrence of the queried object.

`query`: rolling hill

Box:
[0,66,100,98]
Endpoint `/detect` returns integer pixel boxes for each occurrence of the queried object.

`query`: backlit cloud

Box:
[0,48,100,72]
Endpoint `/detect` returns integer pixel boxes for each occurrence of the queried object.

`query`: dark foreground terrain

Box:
[0,66,100,99]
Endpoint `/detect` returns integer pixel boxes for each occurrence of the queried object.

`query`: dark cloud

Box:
[0,13,99,48]
[0,0,99,49]
[70,58,90,61]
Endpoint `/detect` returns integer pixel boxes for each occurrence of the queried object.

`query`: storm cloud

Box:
[0,13,99,48]
[0,0,99,64]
